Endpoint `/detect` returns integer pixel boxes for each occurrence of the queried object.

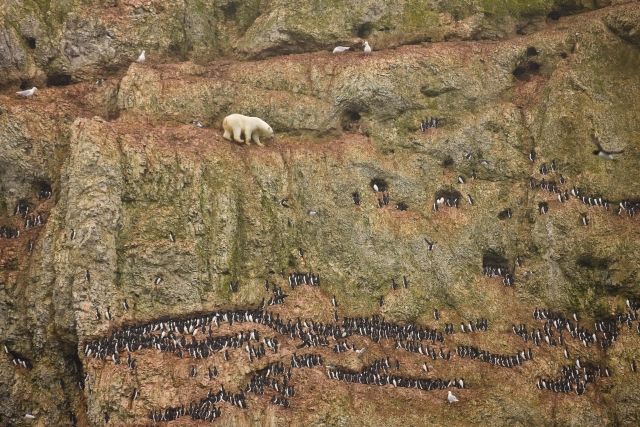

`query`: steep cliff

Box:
[1,1,640,426]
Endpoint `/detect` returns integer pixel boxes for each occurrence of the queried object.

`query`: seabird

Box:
[351,192,361,205]
[395,201,408,211]
[70,229,76,240]
[154,276,163,285]
[425,239,435,251]
[447,391,459,403]
[85,269,91,283]
[332,46,350,53]
[169,231,176,242]
[466,194,474,205]
[136,50,146,63]
[538,202,549,215]
[458,176,465,184]
[580,213,588,226]
[363,41,372,54]
[591,135,623,160]
[332,295,338,307]
[16,87,38,97]
[529,149,536,162]
[122,299,129,311]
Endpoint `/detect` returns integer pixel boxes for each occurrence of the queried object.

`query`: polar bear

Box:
[222,114,274,146]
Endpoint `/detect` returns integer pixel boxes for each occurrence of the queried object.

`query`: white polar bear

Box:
[222,114,274,146]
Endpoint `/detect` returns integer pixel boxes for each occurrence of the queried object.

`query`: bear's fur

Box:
[222,114,274,146]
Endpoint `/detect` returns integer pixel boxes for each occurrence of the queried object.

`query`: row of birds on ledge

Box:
[14,40,373,98]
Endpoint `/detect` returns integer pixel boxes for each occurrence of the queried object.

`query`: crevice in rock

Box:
[576,254,611,270]
[46,73,73,87]
[482,250,509,270]
[341,110,362,131]
[24,36,36,50]
[512,60,541,80]
[355,22,374,39]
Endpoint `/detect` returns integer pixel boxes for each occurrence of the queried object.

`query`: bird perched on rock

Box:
[448,391,459,403]
[16,87,37,97]
[136,50,146,63]
[363,41,372,54]
[591,135,623,160]
[333,46,350,53]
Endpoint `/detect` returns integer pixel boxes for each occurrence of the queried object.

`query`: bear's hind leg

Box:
[233,127,243,144]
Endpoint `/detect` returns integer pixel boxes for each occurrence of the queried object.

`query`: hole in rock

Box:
[19,80,34,90]
[547,11,561,20]
[512,61,540,81]
[434,188,462,203]
[482,250,509,270]
[46,73,72,87]
[355,22,374,38]
[370,178,388,192]
[223,2,238,19]
[24,36,36,49]
[341,110,362,130]
[526,46,538,57]
[576,254,611,270]
[442,156,454,168]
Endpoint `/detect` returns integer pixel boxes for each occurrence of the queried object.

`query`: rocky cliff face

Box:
[1,1,640,426]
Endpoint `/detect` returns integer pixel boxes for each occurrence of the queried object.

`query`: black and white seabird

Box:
[580,213,588,226]
[466,194,474,205]
[591,135,624,160]
[169,231,176,242]
[351,192,361,206]
[538,202,549,215]
[529,149,536,162]
[425,239,435,251]
[395,201,408,211]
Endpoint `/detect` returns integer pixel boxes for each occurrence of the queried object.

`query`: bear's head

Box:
[264,125,274,138]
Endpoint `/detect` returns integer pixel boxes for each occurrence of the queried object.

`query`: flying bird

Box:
[591,134,623,160]
[16,87,37,97]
